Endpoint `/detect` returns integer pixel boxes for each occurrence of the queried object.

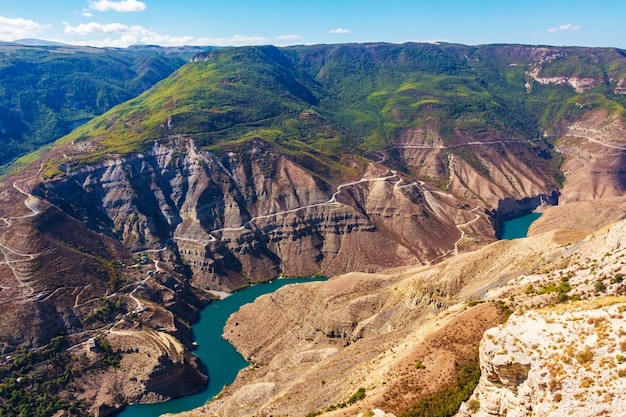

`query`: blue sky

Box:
[0,0,624,48]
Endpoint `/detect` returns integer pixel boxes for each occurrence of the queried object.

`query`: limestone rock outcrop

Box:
[79,330,207,416]
[457,301,626,417]
[35,137,500,291]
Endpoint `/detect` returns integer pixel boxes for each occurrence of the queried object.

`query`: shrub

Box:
[347,387,366,405]
[575,347,594,366]
[467,399,480,412]
[401,350,481,417]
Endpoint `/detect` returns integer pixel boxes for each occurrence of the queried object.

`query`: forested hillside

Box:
[0,43,210,168]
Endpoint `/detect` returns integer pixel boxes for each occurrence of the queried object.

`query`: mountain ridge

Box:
[2,41,626,415]
[0,43,215,170]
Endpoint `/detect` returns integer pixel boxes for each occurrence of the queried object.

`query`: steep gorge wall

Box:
[395,128,560,224]
[36,138,480,291]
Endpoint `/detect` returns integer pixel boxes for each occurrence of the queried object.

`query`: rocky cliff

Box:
[34,136,508,292]
[457,299,626,417]
[529,109,626,236]
[79,330,207,416]
[455,219,626,417]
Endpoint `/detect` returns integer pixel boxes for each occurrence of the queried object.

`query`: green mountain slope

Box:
[24,42,626,192]
[0,44,210,168]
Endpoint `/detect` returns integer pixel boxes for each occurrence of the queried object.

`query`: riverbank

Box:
[500,212,542,240]
[118,277,327,417]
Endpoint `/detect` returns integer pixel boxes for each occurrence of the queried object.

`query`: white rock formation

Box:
[457,299,626,416]
[526,66,595,93]
[615,79,626,95]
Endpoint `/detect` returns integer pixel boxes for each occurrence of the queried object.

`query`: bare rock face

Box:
[457,301,626,417]
[35,137,498,291]
[532,75,596,93]
[395,128,557,211]
[615,78,626,95]
[529,109,626,235]
[557,111,626,203]
[526,65,596,93]
[78,331,207,416]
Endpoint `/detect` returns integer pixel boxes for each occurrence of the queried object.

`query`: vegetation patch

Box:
[0,336,86,416]
[401,350,481,417]
[306,387,367,416]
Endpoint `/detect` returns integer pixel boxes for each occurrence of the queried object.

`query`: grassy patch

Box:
[400,350,481,417]
[306,387,367,416]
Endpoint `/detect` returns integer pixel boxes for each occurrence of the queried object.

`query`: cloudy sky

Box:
[0,0,624,48]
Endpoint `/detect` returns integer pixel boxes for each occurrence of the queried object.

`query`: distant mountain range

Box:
[10,38,69,47]
[1,41,626,416]
[0,42,213,169]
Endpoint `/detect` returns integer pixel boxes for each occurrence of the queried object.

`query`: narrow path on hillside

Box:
[128,287,144,311]
[173,169,422,245]
[426,206,483,264]
[12,182,42,217]
[0,244,35,299]
[0,167,43,229]
[73,284,92,309]
[564,133,626,151]
[453,206,483,255]
[37,285,81,303]
[385,137,545,152]
[0,165,56,303]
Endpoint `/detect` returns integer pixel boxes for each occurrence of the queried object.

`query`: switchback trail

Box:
[0,165,49,302]
[173,168,422,244]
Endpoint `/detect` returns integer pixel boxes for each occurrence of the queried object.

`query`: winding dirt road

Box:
[173,168,422,244]
[0,167,49,302]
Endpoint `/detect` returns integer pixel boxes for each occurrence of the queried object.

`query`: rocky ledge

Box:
[80,330,207,416]
[457,298,626,417]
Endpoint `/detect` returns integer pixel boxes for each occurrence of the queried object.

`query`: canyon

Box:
[1,42,626,416]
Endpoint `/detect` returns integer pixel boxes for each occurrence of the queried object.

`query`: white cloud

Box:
[64,22,277,47]
[273,34,302,46]
[328,28,351,34]
[547,24,581,33]
[89,0,146,12]
[275,34,302,41]
[65,22,131,35]
[81,8,93,17]
[0,16,48,41]
[229,34,269,44]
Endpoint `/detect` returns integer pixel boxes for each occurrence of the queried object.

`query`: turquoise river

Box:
[500,212,542,240]
[118,213,540,416]
[119,277,327,417]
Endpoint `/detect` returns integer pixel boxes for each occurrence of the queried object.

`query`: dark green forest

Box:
[0,44,211,168]
[28,42,625,186]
